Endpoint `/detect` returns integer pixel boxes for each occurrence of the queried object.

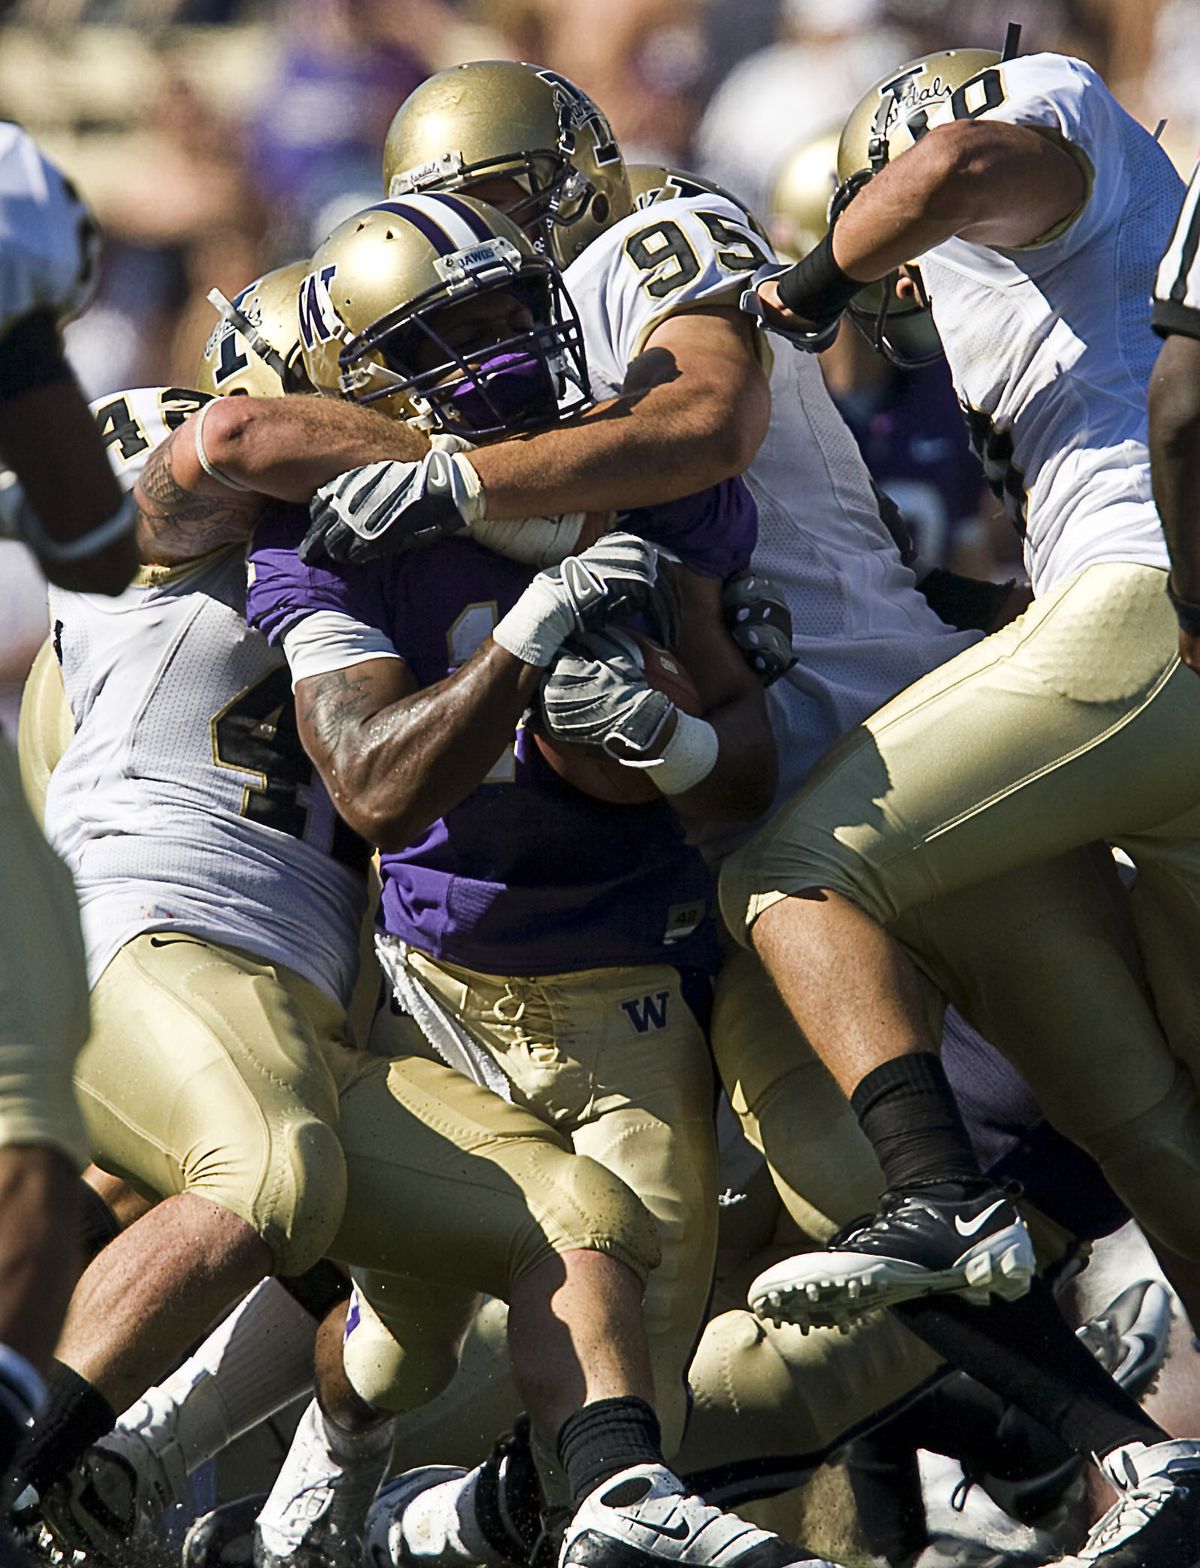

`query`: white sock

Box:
[116,1278,317,1475]
[256,1397,393,1557]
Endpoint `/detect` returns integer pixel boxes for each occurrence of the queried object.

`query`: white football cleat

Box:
[253,1398,392,1567]
[559,1463,828,1568]
[1049,1439,1200,1567]
[363,1466,514,1568]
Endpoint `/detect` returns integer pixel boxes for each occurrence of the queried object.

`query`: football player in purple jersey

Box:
[240,192,796,1568]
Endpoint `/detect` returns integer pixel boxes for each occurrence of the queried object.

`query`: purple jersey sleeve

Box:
[623,477,757,580]
[245,502,393,643]
[245,520,718,978]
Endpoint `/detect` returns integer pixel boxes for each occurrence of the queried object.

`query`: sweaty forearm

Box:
[471,382,762,521]
[201,396,429,503]
[301,644,543,852]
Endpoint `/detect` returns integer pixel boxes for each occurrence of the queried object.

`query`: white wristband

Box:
[193,397,255,492]
[647,710,719,796]
[468,512,586,568]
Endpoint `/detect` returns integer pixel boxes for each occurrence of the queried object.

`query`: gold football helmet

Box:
[381,61,632,268]
[625,162,771,244]
[195,260,311,398]
[834,49,1002,366]
[766,130,840,262]
[298,194,589,440]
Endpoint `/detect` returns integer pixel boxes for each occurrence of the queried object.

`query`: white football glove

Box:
[539,629,674,759]
[492,531,677,669]
[301,449,485,566]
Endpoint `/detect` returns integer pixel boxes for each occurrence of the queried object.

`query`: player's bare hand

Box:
[740,275,840,353]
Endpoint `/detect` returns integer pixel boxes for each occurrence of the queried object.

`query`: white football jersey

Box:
[913,53,1182,595]
[0,124,98,337]
[564,195,977,858]
[41,387,368,1004]
[1154,159,1200,339]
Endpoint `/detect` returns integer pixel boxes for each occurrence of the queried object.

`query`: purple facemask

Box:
[440,350,558,435]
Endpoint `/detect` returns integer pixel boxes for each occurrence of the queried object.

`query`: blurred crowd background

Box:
[1,0,1197,719]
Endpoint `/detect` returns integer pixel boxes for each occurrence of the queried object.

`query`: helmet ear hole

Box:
[590,193,610,226]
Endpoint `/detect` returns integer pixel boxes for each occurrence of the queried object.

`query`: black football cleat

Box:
[749,1182,1035,1331]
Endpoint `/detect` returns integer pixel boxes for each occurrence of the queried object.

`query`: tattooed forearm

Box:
[134,434,264,565]
[300,667,379,757]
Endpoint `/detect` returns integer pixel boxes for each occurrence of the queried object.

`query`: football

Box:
[534,632,702,805]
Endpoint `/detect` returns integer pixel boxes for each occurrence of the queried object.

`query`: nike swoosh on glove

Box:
[300,449,484,566]
[492,532,679,669]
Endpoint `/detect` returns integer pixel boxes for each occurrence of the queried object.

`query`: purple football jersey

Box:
[246,481,755,976]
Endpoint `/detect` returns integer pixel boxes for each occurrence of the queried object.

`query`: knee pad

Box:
[343,1282,469,1414]
[511,1151,662,1287]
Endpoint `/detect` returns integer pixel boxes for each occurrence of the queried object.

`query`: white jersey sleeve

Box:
[922,53,1132,265]
[915,53,1182,594]
[1154,160,1200,340]
[0,124,99,338]
[565,193,776,396]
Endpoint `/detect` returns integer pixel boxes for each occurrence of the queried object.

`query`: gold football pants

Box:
[76,934,659,1302]
[721,562,1200,1257]
[342,947,718,1457]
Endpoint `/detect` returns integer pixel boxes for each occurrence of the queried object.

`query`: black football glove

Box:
[721,568,795,685]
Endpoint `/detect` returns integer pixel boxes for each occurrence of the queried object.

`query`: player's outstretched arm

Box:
[466,306,770,520]
[294,648,542,853]
[1150,332,1200,673]
[135,396,429,566]
[756,120,1086,337]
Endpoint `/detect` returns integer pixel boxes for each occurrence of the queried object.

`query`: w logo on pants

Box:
[620,991,670,1033]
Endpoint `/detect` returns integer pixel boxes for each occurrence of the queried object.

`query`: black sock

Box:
[557,1396,663,1505]
[894,1278,1163,1459]
[15,1362,116,1497]
[850,1053,984,1189]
